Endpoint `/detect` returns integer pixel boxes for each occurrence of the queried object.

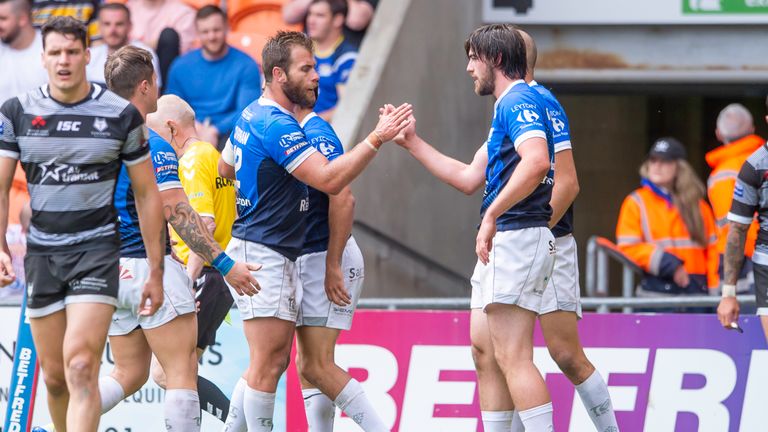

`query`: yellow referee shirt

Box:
[171,140,236,264]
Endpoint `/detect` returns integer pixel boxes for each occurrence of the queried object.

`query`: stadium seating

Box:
[227,31,268,65]
[227,0,302,34]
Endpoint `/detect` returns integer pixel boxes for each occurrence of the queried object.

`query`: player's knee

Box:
[470,342,495,370]
[65,355,99,388]
[296,354,327,385]
[151,363,168,389]
[43,373,68,397]
[549,345,588,380]
[492,344,529,369]
[113,365,150,394]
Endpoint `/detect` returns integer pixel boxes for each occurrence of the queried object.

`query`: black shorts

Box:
[25,248,119,318]
[195,266,234,349]
[752,263,768,314]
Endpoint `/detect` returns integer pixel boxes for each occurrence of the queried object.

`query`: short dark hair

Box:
[42,16,88,49]
[104,45,155,99]
[99,3,131,21]
[262,31,313,83]
[196,5,226,22]
[309,0,348,18]
[464,24,527,81]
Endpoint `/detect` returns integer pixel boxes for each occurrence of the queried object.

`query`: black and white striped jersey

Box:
[0,83,149,254]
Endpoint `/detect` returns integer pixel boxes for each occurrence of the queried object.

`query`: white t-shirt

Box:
[86,40,162,87]
[0,31,47,104]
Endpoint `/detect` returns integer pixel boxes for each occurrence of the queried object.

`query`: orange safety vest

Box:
[616,184,719,290]
[705,134,763,258]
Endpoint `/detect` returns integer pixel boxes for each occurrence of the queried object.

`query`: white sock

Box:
[518,402,554,432]
[576,371,619,431]
[511,410,525,432]
[481,410,513,432]
[334,379,388,432]
[223,378,247,432]
[98,376,125,414]
[303,388,335,432]
[164,389,201,431]
[243,385,276,431]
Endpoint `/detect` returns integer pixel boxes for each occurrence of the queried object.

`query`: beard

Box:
[474,69,495,96]
[0,25,21,45]
[283,78,317,109]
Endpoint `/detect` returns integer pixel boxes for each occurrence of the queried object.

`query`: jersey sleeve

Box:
[548,99,572,153]
[221,139,235,166]
[179,147,215,218]
[120,104,150,166]
[503,95,548,151]
[0,98,21,160]
[148,131,182,191]
[728,160,760,225]
[334,51,357,85]
[263,119,316,173]
[309,119,344,161]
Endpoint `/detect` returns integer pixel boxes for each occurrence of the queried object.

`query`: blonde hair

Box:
[640,159,707,246]
[154,95,196,128]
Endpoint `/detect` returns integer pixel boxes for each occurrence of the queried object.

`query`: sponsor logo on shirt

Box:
[56,120,81,132]
[27,116,49,136]
[39,159,100,183]
[91,117,111,138]
[551,116,565,133]
[318,63,333,77]
[215,177,235,189]
[516,109,540,123]
[153,151,178,174]
[241,108,253,122]
[236,196,252,207]
[233,126,250,145]
[279,131,306,148]
[734,183,744,198]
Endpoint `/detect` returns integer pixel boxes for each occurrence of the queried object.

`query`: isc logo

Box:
[56,121,81,132]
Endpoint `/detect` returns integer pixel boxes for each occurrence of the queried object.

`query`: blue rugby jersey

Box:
[115,129,180,258]
[314,38,357,114]
[531,80,574,238]
[229,97,317,260]
[299,112,344,255]
[481,80,554,231]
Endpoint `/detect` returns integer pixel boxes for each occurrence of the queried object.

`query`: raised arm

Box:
[346,0,375,31]
[283,0,313,24]
[291,103,412,194]
[395,114,486,195]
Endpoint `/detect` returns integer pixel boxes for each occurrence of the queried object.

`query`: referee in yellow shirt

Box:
[147,94,236,423]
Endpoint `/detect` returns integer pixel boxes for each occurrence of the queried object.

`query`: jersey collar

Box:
[494,79,526,111]
[258,97,293,116]
[300,112,318,128]
[529,80,539,87]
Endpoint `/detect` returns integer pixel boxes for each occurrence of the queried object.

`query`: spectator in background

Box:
[31,0,100,44]
[616,138,719,312]
[86,3,161,87]
[307,0,356,121]
[165,6,261,150]
[127,0,196,85]
[283,0,377,48]
[0,0,47,101]
[706,103,763,294]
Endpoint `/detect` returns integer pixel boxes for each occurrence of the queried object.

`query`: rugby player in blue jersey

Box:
[392,24,557,431]
[469,30,620,432]
[218,31,410,431]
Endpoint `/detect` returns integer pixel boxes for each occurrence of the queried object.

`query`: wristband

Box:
[722,284,737,298]
[373,130,385,146]
[211,252,235,276]
[363,138,379,153]
[369,131,383,147]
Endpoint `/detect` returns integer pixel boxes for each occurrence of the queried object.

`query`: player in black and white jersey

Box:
[718,96,768,341]
[0,17,166,432]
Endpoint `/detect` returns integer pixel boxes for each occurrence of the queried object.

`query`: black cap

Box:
[648,137,686,161]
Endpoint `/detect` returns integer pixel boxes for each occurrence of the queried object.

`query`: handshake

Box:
[364,103,418,151]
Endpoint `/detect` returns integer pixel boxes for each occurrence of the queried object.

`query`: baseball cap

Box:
[648,137,686,161]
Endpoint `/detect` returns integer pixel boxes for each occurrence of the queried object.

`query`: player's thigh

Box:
[63,302,115,362]
[144,312,198,375]
[29,310,67,386]
[243,317,296,363]
[470,308,494,354]
[485,303,537,361]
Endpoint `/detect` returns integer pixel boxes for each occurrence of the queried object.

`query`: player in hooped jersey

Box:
[217,31,411,431]
[0,18,166,431]
[292,107,386,430]
[392,24,557,431]
[467,30,620,432]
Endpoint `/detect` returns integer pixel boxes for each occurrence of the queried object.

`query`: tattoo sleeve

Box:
[164,201,223,263]
[724,222,749,285]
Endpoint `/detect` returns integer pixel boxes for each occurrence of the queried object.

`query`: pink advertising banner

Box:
[286,310,768,431]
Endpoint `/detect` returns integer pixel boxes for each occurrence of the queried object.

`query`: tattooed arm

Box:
[723,222,749,286]
[717,221,749,328]
[160,188,261,296]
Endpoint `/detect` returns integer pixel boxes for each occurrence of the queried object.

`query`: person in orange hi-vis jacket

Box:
[617,137,719,312]
[706,103,762,293]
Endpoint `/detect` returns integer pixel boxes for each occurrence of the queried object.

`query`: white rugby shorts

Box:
[539,234,582,317]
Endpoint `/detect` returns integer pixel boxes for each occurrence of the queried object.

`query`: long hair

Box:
[639,160,707,246]
[464,24,526,81]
